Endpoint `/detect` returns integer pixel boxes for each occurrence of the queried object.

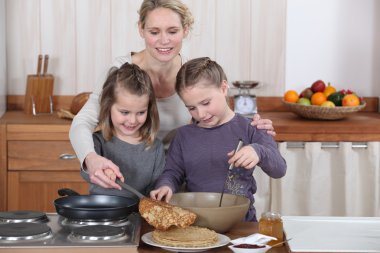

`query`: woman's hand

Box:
[251,113,276,136]
[150,186,173,203]
[84,152,124,190]
[228,145,259,170]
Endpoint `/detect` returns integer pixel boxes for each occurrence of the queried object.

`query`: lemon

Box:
[321,101,336,107]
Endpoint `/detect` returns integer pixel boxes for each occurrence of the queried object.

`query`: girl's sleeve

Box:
[145,141,166,194]
[250,129,287,178]
[154,133,186,193]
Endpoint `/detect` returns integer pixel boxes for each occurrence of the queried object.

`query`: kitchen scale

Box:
[233,81,259,115]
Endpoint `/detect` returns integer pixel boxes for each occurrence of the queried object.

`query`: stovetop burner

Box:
[69,225,127,242]
[0,210,48,223]
[0,222,52,242]
[0,212,141,251]
[61,216,129,227]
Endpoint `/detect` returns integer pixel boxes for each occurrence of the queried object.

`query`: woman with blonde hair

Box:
[70,0,276,191]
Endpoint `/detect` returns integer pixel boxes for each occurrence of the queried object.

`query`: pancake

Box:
[152,226,218,247]
[139,197,197,230]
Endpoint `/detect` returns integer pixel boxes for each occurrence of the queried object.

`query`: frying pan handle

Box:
[58,188,81,197]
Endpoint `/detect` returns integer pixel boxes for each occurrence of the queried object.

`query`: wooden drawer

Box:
[8,140,79,171]
[7,171,88,211]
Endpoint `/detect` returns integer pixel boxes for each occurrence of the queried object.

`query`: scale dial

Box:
[234,95,257,115]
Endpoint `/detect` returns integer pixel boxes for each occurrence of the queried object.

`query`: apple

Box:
[321,101,335,107]
[297,97,311,106]
[300,88,313,99]
[311,80,326,93]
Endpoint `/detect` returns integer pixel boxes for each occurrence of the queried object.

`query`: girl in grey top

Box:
[151,57,287,221]
[81,63,165,199]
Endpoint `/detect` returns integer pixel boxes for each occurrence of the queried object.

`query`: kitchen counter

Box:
[261,111,380,142]
[1,110,380,142]
[138,221,289,253]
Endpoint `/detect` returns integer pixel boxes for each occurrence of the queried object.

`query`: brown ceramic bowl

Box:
[170,192,250,233]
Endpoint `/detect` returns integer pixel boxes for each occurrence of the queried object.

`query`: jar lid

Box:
[261,211,282,219]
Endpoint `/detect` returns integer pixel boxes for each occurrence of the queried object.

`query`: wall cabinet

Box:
[0,111,88,212]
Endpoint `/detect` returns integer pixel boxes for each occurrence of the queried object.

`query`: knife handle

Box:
[43,54,49,75]
[37,54,43,75]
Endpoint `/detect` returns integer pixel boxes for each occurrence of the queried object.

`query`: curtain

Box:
[255,142,380,218]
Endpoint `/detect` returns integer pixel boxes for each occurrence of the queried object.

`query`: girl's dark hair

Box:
[98,63,159,147]
[175,57,227,95]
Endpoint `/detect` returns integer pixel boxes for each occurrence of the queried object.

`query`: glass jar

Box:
[258,212,284,247]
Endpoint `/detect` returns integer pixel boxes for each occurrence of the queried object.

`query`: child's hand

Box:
[150,186,173,203]
[228,145,259,169]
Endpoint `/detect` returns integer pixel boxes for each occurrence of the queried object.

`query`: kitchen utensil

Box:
[116,179,145,199]
[219,139,244,207]
[170,192,249,233]
[116,180,197,231]
[233,81,260,115]
[24,54,54,115]
[228,139,244,171]
[53,188,138,220]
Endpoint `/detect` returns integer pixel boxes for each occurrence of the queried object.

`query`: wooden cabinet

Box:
[0,111,88,212]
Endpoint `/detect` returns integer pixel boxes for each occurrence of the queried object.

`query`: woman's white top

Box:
[69,53,190,165]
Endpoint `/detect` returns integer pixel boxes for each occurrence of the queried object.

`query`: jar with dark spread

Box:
[258,211,284,247]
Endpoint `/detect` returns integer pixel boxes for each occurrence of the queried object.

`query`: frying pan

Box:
[54,188,138,220]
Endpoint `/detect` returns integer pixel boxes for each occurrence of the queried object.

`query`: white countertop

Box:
[283,216,380,252]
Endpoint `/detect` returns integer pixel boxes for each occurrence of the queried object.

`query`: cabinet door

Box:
[7,171,88,212]
[8,140,79,171]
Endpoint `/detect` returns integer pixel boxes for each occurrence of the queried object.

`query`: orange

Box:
[311,92,327,106]
[323,83,336,98]
[284,90,299,103]
[342,94,360,106]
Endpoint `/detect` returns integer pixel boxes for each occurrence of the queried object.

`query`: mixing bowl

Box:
[170,192,250,233]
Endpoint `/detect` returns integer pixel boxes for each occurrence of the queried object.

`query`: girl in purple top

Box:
[150,57,287,221]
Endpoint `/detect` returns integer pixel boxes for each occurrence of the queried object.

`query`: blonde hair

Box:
[175,57,227,95]
[138,0,194,30]
[98,63,159,147]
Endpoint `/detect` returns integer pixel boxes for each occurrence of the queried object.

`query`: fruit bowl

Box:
[282,100,366,120]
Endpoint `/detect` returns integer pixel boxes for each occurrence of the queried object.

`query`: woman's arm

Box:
[69,92,100,165]
[69,65,124,190]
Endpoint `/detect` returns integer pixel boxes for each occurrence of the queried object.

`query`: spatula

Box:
[116,179,197,231]
[116,179,145,199]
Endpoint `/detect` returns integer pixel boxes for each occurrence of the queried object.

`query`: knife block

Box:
[24,74,54,115]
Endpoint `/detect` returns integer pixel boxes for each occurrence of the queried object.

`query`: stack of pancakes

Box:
[152,226,218,247]
[139,198,219,247]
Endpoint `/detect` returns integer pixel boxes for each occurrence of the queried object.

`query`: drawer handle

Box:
[59,153,77,160]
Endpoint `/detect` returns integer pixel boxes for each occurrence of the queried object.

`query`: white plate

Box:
[141,231,230,252]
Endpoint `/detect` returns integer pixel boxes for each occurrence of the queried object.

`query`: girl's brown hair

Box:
[138,0,194,30]
[98,63,159,147]
[175,57,227,95]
